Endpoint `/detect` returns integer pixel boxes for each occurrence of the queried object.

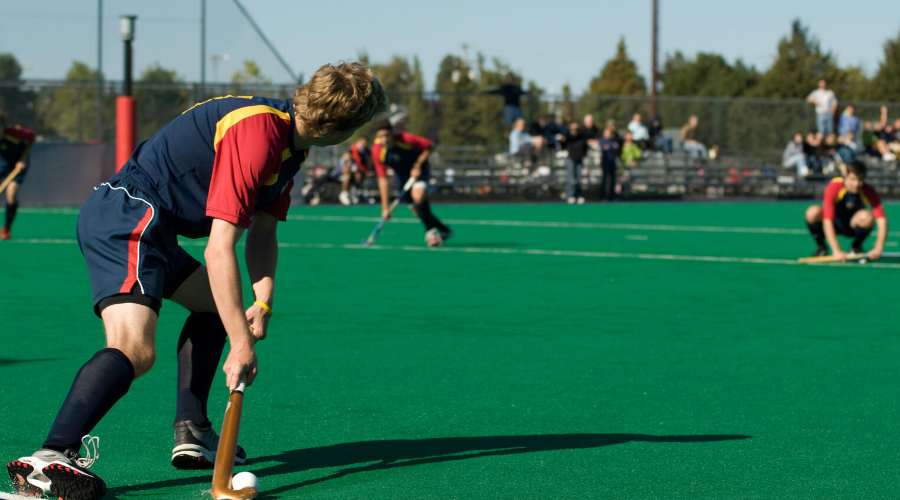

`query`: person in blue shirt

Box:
[838,105,859,140]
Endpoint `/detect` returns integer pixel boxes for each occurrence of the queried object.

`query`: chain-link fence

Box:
[2,79,899,153]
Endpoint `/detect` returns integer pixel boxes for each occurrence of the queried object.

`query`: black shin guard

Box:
[5,202,18,229]
[853,226,872,250]
[44,348,135,452]
[175,312,227,426]
[413,201,447,232]
[807,221,826,247]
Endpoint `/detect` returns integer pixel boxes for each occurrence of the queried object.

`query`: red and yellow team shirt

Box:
[370,132,433,178]
[822,177,885,221]
[0,126,36,165]
[121,96,307,238]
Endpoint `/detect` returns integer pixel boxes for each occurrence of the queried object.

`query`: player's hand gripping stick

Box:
[362,176,417,247]
[211,377,257,499]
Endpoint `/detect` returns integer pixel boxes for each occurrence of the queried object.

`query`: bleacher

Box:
[301,143,900,205]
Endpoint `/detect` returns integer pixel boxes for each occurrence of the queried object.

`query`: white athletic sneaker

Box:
[338,191,351,206]
[309,192,321,206]
[567,197,576,205]
[425,228,444,247]
[577,197,586,205]
[884,153,897,161]
[439,228,454,242]
[7,435,105,499]
[350,186,360,204]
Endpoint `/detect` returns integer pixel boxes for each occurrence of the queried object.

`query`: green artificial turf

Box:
[1,201,899,499]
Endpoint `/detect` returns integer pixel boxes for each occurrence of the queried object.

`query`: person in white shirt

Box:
[627,113,650,150]
[806,80,838,135]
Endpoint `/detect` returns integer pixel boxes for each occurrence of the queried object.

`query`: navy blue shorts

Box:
[77,176,200,317]
[0,159,27,184]
[832,215,857,238]
[395,164,431,203]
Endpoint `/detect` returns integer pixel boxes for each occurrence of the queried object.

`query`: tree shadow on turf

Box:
[444,242,524,247]
[0,358,61,367]
[110,433,750,498]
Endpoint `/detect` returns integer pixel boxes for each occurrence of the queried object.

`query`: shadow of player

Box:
[111,433,750,498]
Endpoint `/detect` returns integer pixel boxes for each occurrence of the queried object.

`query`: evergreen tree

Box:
[0,54,36,131]
[230,61,271,95]
[661,52,758,97]
[42,62,114,142]
[869,29,900,102]
[580,38,646,125]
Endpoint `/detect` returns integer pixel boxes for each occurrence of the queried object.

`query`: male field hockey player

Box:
[371,119,452,246]
[805,160,888,262]
[7,62,388,500]
[0,110,36,240]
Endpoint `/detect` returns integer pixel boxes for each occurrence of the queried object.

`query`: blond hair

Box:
[293,62,388,137]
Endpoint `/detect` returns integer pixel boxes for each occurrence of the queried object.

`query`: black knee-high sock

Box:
[413,201,448,232]
[175,312,227,427]
[44,348,135,453]
[5,202,18,229]
[807,221,826,246]
[853,226,872,249]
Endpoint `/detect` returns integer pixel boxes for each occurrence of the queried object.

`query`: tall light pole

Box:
[200,0,206,95]
[97,0,103,140]
[650,0,659,117]
[116,15,137,171]
[211,53,230,83]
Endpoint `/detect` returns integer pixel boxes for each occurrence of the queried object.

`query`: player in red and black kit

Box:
[337,136,373,205]
[6,63,387,500]
[805,160,888,261]
[0,110,36,240]
[371,120,452,246]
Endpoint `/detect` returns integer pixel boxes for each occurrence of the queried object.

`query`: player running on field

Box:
[338,136,373,205]
[6,62,388,500]
[805,160,888,262]
[371,119,452,246]
[0,110,36,240]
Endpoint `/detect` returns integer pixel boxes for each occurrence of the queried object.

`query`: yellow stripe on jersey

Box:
[861,190,871,207]
[182,95,254,114]
[836,187,847,202]
[213,105,291,152]
[4,134,20,144]
[264,174,279,186]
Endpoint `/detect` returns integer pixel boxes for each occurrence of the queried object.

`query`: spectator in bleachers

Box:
[648,115,673,154]
[620,131,643,166]
[581,114,600,140]
[627,114,650,150]
[598,127,621,201]
[873,106,898,161]
[783,133,808,176]
[804,132,823,175]
[558,121,589,204]
[487,73,526,131]
[680,116,708,159]
[862,121,879,156]
[530,115,560,153]
[606,119,622,146]
[509,117,536,166]
[836,133,858,167]
[806,79,838,134]
[838,105,859,139]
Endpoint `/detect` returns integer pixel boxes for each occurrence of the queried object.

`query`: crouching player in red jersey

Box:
[0,110,36,240]
[805,160,888,262]
[6,62,388,500]
[371,120,452,246]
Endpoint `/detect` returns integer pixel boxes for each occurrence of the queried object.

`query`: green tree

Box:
[42,61,113,142]
[580,38,647,125]
[661,52,758,97]
[748,20,849,99]
[230,61,271,95]
[0,54,36,131]
[135,63,188,141]
[435,54,481,146]
[869,29,900,102]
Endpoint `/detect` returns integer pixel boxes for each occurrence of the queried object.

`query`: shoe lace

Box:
[76,435,100,469]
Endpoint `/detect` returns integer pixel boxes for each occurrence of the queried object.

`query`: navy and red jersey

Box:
[371,132,433,178]
[822,177,885,221]
[350,142,372,173]
[0,126,35,165]
[120,96,307,239]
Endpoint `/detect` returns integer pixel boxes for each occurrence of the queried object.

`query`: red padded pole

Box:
[116,96,135,172]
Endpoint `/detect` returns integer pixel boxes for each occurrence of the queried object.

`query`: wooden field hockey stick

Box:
[210,376,257,500]
[797,251,900,264]
[361,176,417,247]
[0,165,24,195]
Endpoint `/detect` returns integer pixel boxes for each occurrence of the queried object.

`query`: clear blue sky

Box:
[1,0,899,94]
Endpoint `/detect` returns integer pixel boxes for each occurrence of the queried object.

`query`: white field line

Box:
[13,238,898,269]
[287,214,881,237]
[0,491,40,500]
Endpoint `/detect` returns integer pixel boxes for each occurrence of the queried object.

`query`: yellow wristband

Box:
[254,301,273,318]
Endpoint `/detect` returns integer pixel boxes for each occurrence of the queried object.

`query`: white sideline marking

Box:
[0,491,42,500]
[10,238,900,269]
[625,235,649,240]
[286,215,814,235]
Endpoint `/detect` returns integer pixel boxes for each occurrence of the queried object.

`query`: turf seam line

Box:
[11,238,900,269]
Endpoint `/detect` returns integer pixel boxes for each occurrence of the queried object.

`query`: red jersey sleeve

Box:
[351,144,368,173]
[821,181,842,220]
[207,113,290,228]
[263,179,294,221]
[863,184,885,218]
[398,131,433,150]
[6,127,35,144]
[371,140,388,178]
